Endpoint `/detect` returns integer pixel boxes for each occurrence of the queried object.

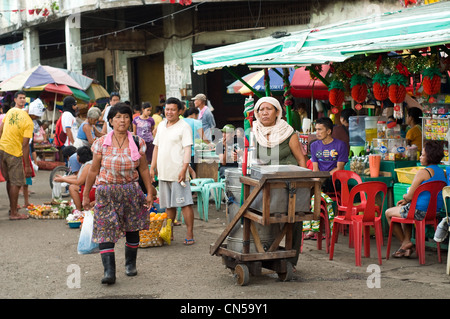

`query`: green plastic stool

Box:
[349,145,364,158]
[191,178,214,220]
[202,181,226,222]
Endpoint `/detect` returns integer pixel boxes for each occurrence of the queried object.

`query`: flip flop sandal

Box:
[184,238,195,245]
[404,247,415,258]
[392,248,407,258]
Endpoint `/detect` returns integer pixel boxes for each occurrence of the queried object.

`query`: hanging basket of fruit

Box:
[372,72,390,102]
[422,67,442,96]
[388,73,408,119]
[350,74,368,104]
[328,80,345,114]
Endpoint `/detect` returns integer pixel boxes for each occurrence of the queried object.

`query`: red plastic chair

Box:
[329,181,387,266]
[332,170,367,216]
[386,180,446,265]
[332,170,367,247]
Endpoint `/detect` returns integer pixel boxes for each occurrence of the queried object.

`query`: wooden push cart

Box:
[210,167,329,285]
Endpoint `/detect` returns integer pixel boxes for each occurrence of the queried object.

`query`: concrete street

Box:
[1,169,449,301]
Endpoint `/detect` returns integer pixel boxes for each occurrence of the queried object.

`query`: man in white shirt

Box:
[150,97,195,245]
[102,92,121,134]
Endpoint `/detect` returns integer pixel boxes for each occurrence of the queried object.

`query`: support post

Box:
[65,15,82,74]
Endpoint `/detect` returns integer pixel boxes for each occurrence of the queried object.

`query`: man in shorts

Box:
[0,91,34,220]
[150,97,195,245]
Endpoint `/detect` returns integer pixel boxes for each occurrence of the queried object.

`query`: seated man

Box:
[304,117,349,239]
[53,146,95,210]
[215,124,244,180]
[310,117,349,193]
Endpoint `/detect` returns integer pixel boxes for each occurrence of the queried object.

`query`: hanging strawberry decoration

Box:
[388,73,408,119]
[282,68,293,109]
[350,74,367,104]
[422,67,442,96]
[328,80,345,114]
[372,73,389,102]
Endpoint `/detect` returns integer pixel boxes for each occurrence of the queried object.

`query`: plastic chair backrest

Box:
[441,185,450,218]
[404,181,447,221]
[332,170,365,207]
[345,181,387,222]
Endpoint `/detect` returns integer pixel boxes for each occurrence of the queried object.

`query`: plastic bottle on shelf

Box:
[377,117,387,138]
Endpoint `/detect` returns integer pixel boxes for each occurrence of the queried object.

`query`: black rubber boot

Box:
[100,252,116,285]
[125,245,138,276]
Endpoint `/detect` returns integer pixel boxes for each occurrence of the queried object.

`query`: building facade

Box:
[0,0,402,127]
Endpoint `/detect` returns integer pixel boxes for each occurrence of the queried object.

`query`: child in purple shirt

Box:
[132,103,155,163]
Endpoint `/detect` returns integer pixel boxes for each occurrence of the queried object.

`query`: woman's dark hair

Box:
[76,146,93,164]
[340,108,357,124]
[184,107,199,118]
[165,97,184,111]
[407,107,422,125]
[423,140,444,165]
[142,102,152,110]
[133,104,141,112]
[107,102,133,129]
[316,117,334,133]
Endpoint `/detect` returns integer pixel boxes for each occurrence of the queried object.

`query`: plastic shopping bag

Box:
[77,211,99,254]
[159,219,172,245]
[52,181,61,200]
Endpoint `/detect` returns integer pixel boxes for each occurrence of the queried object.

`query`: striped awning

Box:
[192,1,450,74]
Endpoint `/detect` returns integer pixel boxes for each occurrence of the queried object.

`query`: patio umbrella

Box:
[290,66,330,100]
[238,68,295,95]
[86,83,110,101]
[226,71,260,94]
[59,69,93,91]
[69,87,91,102]
[0,65,84,92]
[23,83,73,96]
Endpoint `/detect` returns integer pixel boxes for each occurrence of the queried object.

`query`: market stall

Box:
[192,1,450,273]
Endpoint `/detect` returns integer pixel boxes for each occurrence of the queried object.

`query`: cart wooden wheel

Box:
[278,262,294,282]
[234,264,250,286]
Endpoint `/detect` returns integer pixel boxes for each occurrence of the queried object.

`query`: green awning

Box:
[193,2,450,73]
[193,31,309,74]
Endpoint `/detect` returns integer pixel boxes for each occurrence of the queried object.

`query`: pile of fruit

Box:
[140,212,169,248]
[150,212,167,221]
[27,200,73,219]
[27,204,57,218]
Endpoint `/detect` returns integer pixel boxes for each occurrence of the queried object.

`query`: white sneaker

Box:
[434,217,449,243]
